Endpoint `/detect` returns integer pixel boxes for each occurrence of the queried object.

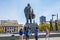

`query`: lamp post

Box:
[50,19,53,31]
[55,13,58,31]
[50,14,56,31]
[52,14,58,21]
[52,14,56,21]
[57,13,58,21]
[51,14,58,31]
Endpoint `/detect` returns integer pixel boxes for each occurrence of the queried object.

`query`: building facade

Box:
[0,20,23,33]
[40,16,46,24]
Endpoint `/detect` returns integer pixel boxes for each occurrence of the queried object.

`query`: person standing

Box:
[19,28,23,40]
[24,27,29,40]
[27,27,31,40]
[34,27,38,40]
[25,27,31,40]
[45,28,50,40]
[24,27,27,40]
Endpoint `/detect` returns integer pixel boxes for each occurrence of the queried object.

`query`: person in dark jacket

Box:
[19,28,23,40]
[24,26,31,40]
[34,27,38,40]
[24,27,28,40]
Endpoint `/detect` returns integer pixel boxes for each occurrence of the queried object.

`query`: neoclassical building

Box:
[0,20,23,33]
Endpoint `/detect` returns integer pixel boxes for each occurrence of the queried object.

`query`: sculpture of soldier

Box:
[24,3,35,24]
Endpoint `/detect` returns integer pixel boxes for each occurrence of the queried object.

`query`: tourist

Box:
[19,28,23,40]
[45,28,50,40]
[24,27,27,40]
[26,26,31,40]
[34,27,38,40]
[24,26,31,40]
[27,27,31,40]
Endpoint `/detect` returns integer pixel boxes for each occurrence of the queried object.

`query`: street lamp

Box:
[52,14,58,31]
[52,14,56,22]
[52,14,58,21]
[50,14,56,31]
[50,19,53,31]
[57,13,58,21]
[55,13,58,31]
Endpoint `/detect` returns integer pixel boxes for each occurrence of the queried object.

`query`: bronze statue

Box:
[24,3,35,24]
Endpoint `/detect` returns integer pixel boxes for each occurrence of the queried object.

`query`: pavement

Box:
[0,33,60,40]
[30,37,60,40]
[0,32,60,37]
[0,37,60,40]
[24,37,60,40]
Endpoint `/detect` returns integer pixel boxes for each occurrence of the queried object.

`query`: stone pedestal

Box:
[25,23,37,33]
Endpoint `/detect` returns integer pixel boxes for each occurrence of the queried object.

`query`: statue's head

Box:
[27,3,30,7]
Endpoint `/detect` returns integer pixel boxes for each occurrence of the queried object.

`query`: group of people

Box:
[19,26,50,40]
[19,26,38,40]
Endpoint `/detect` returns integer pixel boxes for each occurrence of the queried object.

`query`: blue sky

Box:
[0,0,60,24]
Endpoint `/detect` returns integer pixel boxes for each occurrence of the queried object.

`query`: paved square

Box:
[23,37,60,40]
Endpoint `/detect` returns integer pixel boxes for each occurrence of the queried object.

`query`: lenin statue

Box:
[24,3,35,24]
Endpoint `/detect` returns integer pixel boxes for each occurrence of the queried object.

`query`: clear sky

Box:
[0,0,60,24]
